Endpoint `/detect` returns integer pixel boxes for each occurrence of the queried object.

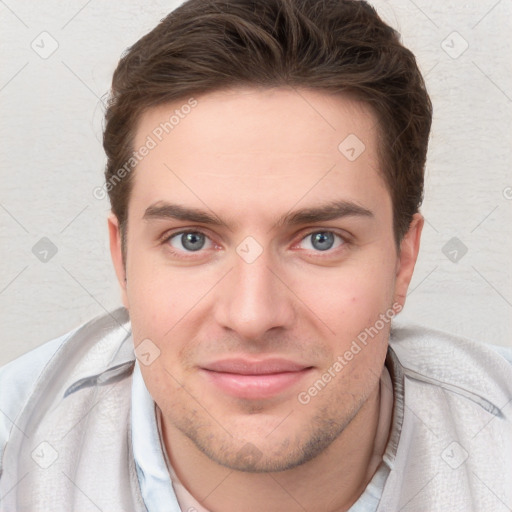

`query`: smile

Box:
[200,358,314,400]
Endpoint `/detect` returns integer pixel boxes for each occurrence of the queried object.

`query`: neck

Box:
[160,378,388,512]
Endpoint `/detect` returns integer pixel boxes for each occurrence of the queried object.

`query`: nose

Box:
[213,245,296,341]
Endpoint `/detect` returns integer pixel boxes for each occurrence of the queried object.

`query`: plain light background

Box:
[1,0,511,365]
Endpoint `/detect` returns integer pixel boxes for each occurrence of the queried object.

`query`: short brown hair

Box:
[103,0,432,258]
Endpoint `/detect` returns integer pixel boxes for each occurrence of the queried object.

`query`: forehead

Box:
[129,87,390,227]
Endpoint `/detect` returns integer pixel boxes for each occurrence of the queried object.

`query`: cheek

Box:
[125,255,203,337]
[138,359,189,420]
[292,258,396,332]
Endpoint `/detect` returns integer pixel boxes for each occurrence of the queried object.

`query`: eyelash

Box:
[160,228,349,260]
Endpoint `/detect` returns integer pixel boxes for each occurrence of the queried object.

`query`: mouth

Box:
[200,358,314,400]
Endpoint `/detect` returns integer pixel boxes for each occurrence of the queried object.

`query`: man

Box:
[1,0,511,510]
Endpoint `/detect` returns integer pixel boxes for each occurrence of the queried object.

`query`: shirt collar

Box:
[131,360,182,511]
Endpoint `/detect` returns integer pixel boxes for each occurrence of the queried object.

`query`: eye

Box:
[167,231,214,253]
[298,231,346,252]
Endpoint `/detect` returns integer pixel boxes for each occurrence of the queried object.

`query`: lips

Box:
[200,358,313,400]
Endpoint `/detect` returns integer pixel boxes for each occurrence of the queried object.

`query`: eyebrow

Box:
[143,199,374,229]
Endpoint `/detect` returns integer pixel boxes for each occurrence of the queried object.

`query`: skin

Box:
[109,86,423,511]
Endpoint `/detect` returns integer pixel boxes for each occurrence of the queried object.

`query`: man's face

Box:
[109,87,421,472]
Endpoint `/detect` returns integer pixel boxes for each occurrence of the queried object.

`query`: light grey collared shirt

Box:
[0,329,396,512]
[1,317,511,511]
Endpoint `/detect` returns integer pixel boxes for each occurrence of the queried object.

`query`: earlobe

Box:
[107,213,129,309]
[393,213,424,310]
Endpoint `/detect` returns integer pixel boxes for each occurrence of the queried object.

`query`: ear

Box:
[393,213,424,310]
[108,213,129,309]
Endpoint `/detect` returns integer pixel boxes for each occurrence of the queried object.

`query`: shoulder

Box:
[384,326,512,509]
[389,324,512,412]
[0,308,133,468]
[0,330,74,466]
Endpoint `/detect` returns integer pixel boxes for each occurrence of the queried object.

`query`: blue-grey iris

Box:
[181,232,205,251]
[311,232,334,251]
